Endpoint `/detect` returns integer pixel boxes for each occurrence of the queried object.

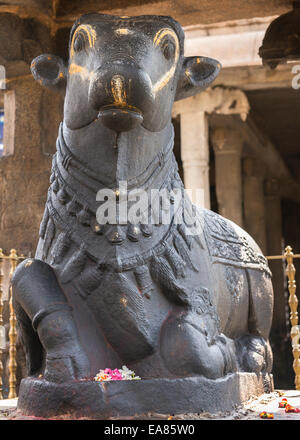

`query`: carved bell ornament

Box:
[259,1,300,68]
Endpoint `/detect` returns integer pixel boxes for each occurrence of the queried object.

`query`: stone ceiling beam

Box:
[0,5,53,28]
[214,64,296,91]
[172,86,250,120]
[0,0,292,29]
[184,17,273,68]
[53,0,291,26]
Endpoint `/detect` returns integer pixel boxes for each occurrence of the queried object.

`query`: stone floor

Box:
[0,398,18,420]
[1,390,300,420]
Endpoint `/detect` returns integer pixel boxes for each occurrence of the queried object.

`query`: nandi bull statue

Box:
[12,13,274,418]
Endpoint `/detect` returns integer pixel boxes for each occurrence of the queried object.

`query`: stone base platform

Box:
[14,373,273,419]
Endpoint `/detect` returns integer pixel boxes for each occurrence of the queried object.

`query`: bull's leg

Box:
[13,300,44,377]
[12,258,90,383]
[234,269,274,374]
[160,311,238,378]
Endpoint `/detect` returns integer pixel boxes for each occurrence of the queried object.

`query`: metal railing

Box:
[0,249,25,399]
[266,246,300,390]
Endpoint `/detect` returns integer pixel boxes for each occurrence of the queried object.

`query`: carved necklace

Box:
[38,124,201,270]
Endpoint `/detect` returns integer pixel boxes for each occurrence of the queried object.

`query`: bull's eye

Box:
[162,41,175,60]
[73,33,85,53]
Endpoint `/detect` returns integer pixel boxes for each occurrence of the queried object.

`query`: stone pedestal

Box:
[180,111,210,209]
[14,373,273,419]
[211,127,243,227]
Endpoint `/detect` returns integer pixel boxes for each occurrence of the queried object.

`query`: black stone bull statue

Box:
[12,13,273,416]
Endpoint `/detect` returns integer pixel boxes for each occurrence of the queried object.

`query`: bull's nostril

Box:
[111,75,127,106]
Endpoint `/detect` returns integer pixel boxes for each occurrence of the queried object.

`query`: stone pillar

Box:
[265,179,283,255]
[0,77,53,255]
[180,111,210,209]
[243,158,267,254]
[211,126,243,227]
[264,178,290,388]
[0,12,64,256]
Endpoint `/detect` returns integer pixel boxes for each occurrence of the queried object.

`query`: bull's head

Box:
[31,13,221,133]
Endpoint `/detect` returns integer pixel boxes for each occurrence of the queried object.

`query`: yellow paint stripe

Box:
[70,24,97,58]
[153,28,177,47]
[69,63,90,80]
[152,28,180,95]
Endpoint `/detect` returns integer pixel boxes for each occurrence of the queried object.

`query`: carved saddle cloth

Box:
[202,209,271,277]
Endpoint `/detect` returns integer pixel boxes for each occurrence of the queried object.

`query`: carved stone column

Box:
[180,111,210,208]
[243,158,267,254]
[265,178,282,249]
[172,86,250,211]
[264,178,288,388]
[0,13,63,255]
[211,126,244,227]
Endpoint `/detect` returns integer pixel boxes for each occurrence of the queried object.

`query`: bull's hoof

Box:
[44,345,90,383]
[235,335,273,373]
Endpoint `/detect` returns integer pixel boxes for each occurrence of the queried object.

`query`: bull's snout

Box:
[88,62,154,132]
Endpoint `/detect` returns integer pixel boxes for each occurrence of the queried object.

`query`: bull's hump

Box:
[202,209,271,277]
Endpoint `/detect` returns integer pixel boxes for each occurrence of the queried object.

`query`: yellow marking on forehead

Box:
[115,28,132,35]
[152,27,180,95]
[70,24,97,58]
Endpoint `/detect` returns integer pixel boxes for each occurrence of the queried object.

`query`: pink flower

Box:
[109,369,123,380]
[94,365,141,382]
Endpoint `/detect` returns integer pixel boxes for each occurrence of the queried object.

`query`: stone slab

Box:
[15,373,273,419]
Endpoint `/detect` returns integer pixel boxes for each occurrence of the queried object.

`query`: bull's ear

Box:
[175,56,221,101]
[30,54,67,90]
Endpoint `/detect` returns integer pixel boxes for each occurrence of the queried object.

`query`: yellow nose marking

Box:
[152,28,179,95]
[111,75,127,106]
[70,24,97,58]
